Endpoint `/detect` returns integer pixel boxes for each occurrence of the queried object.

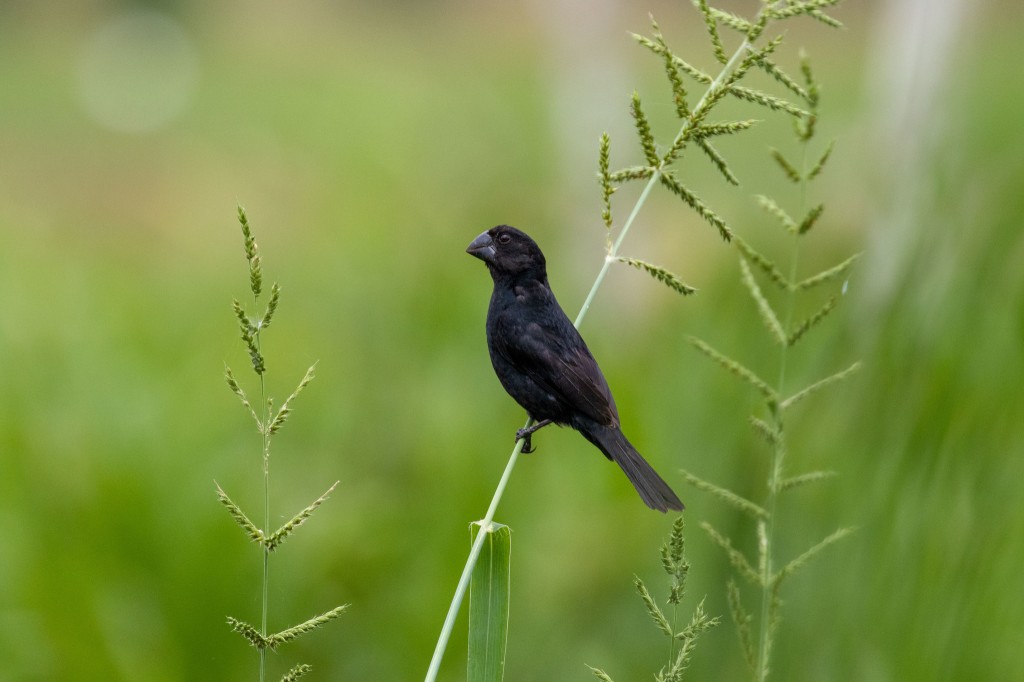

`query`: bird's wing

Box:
[493,317,619,427]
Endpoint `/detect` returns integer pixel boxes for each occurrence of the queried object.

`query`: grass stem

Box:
[256,298,269,682]
[756,129,809,682]
[424,430,529,682]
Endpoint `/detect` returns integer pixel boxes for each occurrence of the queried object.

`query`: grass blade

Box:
[468,522,512,682]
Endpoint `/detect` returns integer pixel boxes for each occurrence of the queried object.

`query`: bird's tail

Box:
[581,424,684,512]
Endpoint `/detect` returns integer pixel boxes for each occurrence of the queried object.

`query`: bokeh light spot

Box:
[75,9,198,134]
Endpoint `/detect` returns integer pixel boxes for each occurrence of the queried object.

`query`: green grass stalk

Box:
[425,430,529,682]
[258,362,268,682]
[247,278,269,682]
[755,147,805,682]
[222,208,346,677]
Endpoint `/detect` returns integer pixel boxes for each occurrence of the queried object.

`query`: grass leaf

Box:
[468,523,512,682]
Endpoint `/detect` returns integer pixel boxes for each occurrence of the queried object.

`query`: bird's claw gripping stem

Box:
[515,419,553,454]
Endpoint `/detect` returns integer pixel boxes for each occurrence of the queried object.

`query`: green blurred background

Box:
[1,0,1022,679]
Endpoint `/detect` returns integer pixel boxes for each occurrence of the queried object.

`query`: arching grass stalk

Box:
[425,22,763,682]
[574,35,754,327]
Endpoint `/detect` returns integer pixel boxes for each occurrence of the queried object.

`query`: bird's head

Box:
[466,225,547,280]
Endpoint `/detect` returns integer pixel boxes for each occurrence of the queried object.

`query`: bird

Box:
[466,224,684,512]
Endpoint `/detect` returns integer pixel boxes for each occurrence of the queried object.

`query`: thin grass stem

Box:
[425,429,529,682]
[256,298,269,682]
[575,172,659,327]
[756,129,809,682]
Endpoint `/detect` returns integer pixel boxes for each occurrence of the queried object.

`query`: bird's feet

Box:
[515,428,536,454]
[515,419,553,454]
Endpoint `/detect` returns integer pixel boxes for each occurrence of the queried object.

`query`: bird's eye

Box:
[497,232,512,245]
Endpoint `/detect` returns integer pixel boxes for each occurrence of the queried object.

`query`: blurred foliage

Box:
[0,1,1022,680]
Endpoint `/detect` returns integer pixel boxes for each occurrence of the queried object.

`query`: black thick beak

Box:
[466,231,496,262]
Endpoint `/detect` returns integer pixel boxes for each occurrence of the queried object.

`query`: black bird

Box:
[466,225,683,512]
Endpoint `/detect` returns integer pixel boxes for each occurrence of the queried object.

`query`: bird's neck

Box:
[489,265,548,289]
[489,269,553,309]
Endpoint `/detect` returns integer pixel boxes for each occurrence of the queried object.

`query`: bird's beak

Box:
[466,231,496,262]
